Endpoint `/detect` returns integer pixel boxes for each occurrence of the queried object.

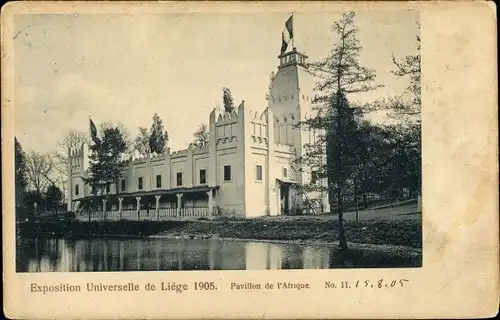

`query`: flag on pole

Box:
[285,15,293,40]
[89,118,101,145]
[280,14,294,54]
[280,32,288,55]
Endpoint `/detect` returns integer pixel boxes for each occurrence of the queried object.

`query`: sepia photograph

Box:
[13,10,423,272]
[3,1,498,319]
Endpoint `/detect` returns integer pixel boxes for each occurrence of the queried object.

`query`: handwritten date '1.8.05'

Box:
[325,279,409,289]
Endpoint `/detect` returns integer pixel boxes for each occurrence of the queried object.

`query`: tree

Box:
[222,87,234,113]
[382,123,421,197]
[24,190,45,216]
[192,123,209,148]
[86,124,128,195]
[299,12,381,251]
[372,22,421,124]
[100,121,134,158]
[134,127,151,157]
[24,151,54,195]
[390,22,421,122]
[52,131,89,195]
[44,184,63,214]
[15,137,28,220]
[149,113,169,154]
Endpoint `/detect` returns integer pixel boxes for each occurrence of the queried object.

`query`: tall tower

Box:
[267,47,315,121]
[268,46,316,178]
[267,45,328,213]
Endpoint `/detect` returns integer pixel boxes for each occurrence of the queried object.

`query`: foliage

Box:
[134,127,151,157]
[132,114,169,157]
[86,124,128,195]
[192,123,210,148]
[305,12,382,96]
[222,87,234,113]
[149,113,169,154]
[381,123,421,196]
[44,184,64,213]
[100,121,134,157]
[24,190,45,214]
[298,12,381,251]
[374,22,421,123]
[15,138,29,219]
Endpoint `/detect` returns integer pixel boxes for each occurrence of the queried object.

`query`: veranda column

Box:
[206,190,213,218]
[102,198,107,221]
[136,197,141,220]
[155,195,161,221]
[176,194,183,220]
[118,197,123,220]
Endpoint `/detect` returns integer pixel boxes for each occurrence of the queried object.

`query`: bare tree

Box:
[25,151,55,194]
[192,124,210,148]
[51,131,88,196]
[52,132,88,171]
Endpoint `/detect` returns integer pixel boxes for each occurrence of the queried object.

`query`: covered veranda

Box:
[73,186,219,222]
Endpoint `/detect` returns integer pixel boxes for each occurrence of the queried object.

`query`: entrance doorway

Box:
[280,183,290,215]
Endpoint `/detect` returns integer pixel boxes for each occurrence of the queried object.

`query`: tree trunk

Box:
[354,180,359,221]
[336,186,348,251]
[336,92,349,252]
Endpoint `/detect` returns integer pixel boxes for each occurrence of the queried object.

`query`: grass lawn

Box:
[19,215,422,249]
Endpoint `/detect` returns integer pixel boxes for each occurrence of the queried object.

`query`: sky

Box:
[13,10,419,153]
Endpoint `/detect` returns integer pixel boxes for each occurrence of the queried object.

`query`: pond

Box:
[16,237,337,272]
[16,236,420,272]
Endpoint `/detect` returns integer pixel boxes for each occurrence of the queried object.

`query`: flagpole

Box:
[291,12,295,49]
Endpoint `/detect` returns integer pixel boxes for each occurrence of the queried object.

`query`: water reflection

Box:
[16,237,332,272]
[17,237,420,272]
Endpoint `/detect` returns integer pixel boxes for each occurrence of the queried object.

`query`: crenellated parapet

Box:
[214,101,247,147]
[69,143,87,173]
[192,145,209,155]
[216,109,239,124]
[171,148,188,158]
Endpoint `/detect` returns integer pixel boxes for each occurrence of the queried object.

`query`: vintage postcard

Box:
[2,1,498,319]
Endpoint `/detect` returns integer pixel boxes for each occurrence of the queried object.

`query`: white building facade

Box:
[68,47,329,221]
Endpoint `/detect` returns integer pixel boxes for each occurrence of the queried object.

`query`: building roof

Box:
[73,185,219,202]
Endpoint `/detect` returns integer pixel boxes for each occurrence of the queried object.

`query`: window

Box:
[199,169,207,185]
[156,175,162,188]
[121,179,126,192]
[256,165,263,181]
[224,165,231,181]
[138,177,143,190]
[176,172,183,186]
[311,171,318,184]
[283,168,288,178]
[106,183,110,193]
[75,184,79,196]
